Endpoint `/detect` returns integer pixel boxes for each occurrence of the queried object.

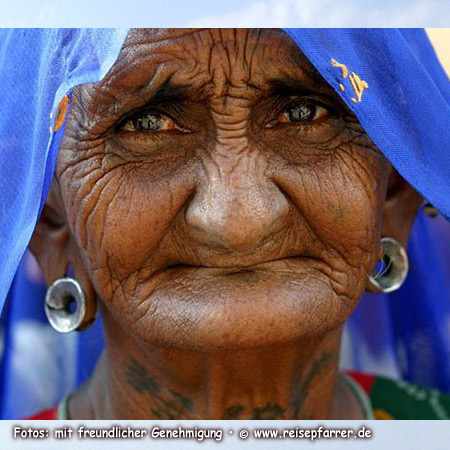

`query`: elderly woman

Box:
[1,28,450,420]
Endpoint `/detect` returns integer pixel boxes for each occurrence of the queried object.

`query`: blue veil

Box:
[0,28,449,418]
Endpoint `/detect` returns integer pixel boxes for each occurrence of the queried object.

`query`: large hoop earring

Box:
[45,277,96,333]
[368,237,409,293]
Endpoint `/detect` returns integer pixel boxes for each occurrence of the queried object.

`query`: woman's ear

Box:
[382,167,424,247]
[29,181,70,285]
[29,180,98,327]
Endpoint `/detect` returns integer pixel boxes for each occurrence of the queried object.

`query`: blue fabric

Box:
[343,213,450,391]
[0,28,449,418]
[0,28,128,308]
[0,29,127,418]
[284,29,450,219]
[0,252,105,418]
[283,28,450,391]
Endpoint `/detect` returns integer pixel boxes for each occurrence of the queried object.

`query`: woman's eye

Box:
[276,101,329,125]
[120,112,182,132]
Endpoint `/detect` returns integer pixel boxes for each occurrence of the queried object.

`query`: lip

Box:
[149,256,326,290]
[164,256,315,275]
[126,253,343,350]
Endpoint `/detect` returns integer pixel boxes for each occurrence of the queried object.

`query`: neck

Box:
[69,318,362,419]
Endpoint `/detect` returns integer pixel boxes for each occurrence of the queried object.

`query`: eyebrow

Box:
[267,75,333,98]
[149,79,193,104]
[150,76,331,106]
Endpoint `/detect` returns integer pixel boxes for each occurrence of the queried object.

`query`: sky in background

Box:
[0,0,449,27]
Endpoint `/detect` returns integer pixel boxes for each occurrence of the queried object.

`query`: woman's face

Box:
[56,29,388,350]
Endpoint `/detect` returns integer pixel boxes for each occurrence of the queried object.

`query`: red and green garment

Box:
[27,372,450,420]
[348,371,450,419]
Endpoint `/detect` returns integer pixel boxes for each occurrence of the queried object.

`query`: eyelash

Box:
[116,96,337,136]
[117,108,188,134]
[268,97,335,127]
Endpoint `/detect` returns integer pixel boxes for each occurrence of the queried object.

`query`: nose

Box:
[185,150,290,252]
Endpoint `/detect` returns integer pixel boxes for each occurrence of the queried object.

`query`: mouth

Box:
[149,257,327,290]
[164,256,316,275]
[122,254,347,351]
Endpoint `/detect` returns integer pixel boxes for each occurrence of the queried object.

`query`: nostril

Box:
[185,186,290,252]
[271,177,296,209]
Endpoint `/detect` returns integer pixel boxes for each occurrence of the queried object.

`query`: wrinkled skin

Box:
[32,29,422,419]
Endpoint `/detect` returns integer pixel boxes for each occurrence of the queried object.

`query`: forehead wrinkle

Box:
[278,31,327,88]
[203,29,325,97]
[102,31,216,96]
[102,48,190,93]
[108,28,322,94]
[93,44,204,123]
[188,30,261,100]
[90,28,332,128]
[124,28,207,50]
[81,63,176,132]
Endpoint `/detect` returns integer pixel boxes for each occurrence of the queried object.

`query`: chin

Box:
[115,258,357,351]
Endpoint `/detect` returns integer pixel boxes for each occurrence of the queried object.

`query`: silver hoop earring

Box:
[45,277,91,333]
[368,237,409,293]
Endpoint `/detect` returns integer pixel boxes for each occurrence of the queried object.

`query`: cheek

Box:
[276,146,387,284]
[94,170,193,278]
[312,151,386,260]
[263,122,388,270]
[59,143,196,293]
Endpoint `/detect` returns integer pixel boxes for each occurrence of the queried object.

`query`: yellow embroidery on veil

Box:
[330,58,368,103]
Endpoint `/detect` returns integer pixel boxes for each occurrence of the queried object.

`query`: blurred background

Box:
[427,28,450,75]
[2,0,449,27]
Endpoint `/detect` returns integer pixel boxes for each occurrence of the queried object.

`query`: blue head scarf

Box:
[0,29,127,417]
[0,28,449,418]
